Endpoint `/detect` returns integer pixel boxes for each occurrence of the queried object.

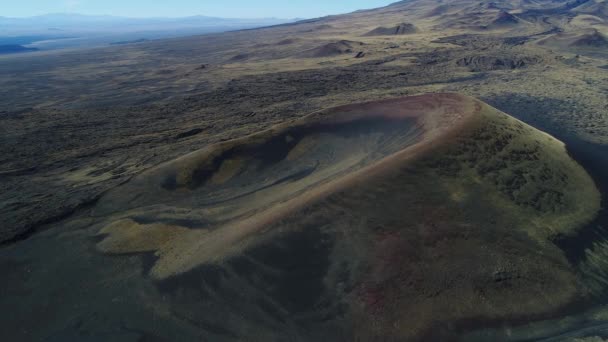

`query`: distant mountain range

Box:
[0,44,38,54]
[0,13,298,34]
[0,13,299,53]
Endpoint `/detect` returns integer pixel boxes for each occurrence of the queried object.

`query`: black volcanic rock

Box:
[364,23,418,36]
[299,40,360,58]
[456,54,541,71]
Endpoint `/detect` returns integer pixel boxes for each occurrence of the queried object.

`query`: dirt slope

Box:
[538,29,608,49]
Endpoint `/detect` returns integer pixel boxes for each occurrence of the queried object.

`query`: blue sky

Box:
[3,1,396,18]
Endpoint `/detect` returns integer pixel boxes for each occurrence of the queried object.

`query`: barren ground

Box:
[2,0,608,340]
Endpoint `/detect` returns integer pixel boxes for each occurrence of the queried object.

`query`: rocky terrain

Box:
[2,0,608,340]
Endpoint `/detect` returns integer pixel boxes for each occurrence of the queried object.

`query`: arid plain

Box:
[2,0,608,341]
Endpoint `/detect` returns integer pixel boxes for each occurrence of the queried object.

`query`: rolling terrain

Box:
[2,0,608,340]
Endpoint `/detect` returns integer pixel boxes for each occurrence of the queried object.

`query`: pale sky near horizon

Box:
[2,1,396,19]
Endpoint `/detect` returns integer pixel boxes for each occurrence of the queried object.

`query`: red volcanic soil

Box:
[92,93,479,224]
[92,93,598,341]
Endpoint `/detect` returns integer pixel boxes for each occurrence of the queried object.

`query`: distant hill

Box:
[0,35,73,45]
[0,13,298,35]
[0,44,39,54]
[0,13,298,52]
[110,38,150,45]
[363,23,418,36]
[538,28,608,49]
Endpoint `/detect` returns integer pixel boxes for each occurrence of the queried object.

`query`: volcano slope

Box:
[88,93,600,340]
[4,0,608,249]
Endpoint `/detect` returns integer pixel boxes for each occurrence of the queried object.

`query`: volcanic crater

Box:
[92,93,600,340]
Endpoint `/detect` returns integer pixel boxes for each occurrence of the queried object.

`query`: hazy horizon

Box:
[1,12,300,20]
[3,0,396,19]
